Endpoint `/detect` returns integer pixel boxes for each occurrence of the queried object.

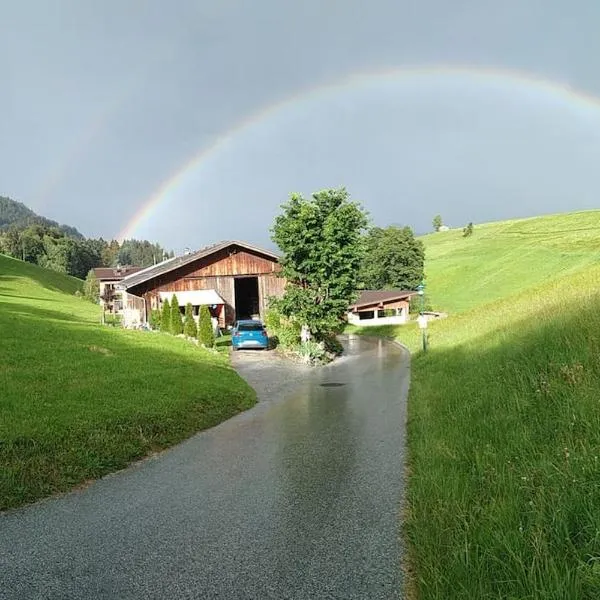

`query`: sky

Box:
[2,0,600,253]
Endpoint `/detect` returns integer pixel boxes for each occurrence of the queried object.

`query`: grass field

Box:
[350,210,600,598]
[0,254,256,511]
[421,210,600,314]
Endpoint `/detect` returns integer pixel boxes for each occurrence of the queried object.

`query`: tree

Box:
[360,225,425,291]
[462,222,474,237]
[170,294,183,334]
[83,269,100,303]
[101,240,121,267]
[118,239,172,267]
[183,302,197,338]
[160,298,171,333]
[432,214,443,231]
[197,305,215,347]
[271,187,368,340]
[19,225,46,263]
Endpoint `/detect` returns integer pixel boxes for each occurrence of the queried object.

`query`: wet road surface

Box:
[0,336,409,599]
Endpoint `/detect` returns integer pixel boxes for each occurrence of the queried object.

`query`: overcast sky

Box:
[2,1,600,252]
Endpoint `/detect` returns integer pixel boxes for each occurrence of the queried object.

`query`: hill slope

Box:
[0,254,256,510]
[421,210,600,314]
[351,210,600,598]
[0,195,83,238]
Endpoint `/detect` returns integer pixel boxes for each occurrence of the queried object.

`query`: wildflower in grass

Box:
[559,363,584,385]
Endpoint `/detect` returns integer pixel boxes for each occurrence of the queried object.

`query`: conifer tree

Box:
[170,294,183,334]
[160,298,171,333]
[198,305,215,347]
[183,302,197,338]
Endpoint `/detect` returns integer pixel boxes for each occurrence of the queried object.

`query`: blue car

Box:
[231,319,269,350]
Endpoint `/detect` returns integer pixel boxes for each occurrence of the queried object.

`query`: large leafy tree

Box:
[360,225,425,291]
[271,187,368,340]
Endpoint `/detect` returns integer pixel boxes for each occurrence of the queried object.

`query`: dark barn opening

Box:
[234,276,259,320]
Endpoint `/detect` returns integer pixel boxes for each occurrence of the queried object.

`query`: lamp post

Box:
[416,282,427,353]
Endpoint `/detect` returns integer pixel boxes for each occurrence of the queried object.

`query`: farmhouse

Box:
[118,240,285,328]
[92,265,144,313]
[347,289,415,327]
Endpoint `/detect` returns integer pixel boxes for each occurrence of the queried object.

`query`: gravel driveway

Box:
[0,335,410,599]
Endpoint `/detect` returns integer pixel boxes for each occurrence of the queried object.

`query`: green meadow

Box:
[351,210,600,598]
[0,254,256,511]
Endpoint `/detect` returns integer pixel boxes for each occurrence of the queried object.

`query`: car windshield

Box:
[238,322,264,331]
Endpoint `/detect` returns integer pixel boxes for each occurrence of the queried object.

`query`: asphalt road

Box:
[0,335,410,599]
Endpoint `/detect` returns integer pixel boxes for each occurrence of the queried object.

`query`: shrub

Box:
[264,306,300,349]
[160,298,171,333]
[297,340,329,364]
[104,313,122,327]
[149,308,161,330]
[322,334,343,356]
[183,302,197,338]
[170,294,183,335]
[278,320,301,349]
[264,307,282,332]
[198,305,214,348]
[83,269,99,303]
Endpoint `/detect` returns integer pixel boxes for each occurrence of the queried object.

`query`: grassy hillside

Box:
[422,210,600,314]
[0,254,256,510]
[350,210,600,598]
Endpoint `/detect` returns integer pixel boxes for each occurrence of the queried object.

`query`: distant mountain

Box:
[0,196,83,239]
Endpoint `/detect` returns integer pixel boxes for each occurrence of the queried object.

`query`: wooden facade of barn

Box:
[119,241,285,328]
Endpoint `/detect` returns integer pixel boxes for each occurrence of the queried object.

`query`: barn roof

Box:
[118,240,280,290]
[349,289,416,310]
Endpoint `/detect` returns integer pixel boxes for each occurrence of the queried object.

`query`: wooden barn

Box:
[118,241,285,328]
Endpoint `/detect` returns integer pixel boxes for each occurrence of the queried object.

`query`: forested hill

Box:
[0,196,83,238]
[0,195,173,279]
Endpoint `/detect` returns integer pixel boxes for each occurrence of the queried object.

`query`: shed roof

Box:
[92,266,144,281]
[119,240,280,290]
[349,289,416,310]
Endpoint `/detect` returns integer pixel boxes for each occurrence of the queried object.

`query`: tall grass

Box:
[350,248,600,596]
[0,255,256,510]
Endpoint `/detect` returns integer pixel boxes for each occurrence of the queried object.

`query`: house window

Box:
[377,309,386,318]
[358,311,374,320]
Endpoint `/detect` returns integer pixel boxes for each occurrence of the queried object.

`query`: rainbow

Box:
[117,64,600,241]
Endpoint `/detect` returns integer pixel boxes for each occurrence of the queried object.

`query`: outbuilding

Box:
[347,289,416,327]
[118,240,285,328]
